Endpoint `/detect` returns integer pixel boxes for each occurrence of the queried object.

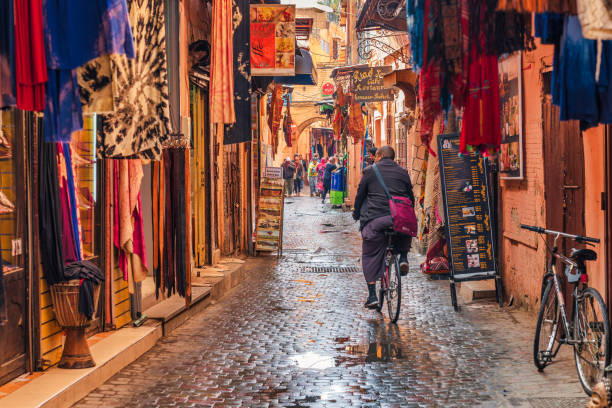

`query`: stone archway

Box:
[296,116,327,139]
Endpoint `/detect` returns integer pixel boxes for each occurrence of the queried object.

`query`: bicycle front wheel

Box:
[574,287,611,395]
[386,258,401,323]
[534,278,559,371]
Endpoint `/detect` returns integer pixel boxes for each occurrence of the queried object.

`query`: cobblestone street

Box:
[76,197,589,407]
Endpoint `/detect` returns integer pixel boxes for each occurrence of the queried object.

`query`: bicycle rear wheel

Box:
[386,258,401,323]
[574,287,611,395]
[534,278,559,371]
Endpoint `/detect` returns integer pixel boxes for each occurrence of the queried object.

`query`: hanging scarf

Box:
[210,0,235,124]
[38,141,65,285]
[496,0,577,13]
[14,0,47,112]
[407,0,425,70]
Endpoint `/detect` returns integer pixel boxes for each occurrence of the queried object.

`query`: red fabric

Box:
[14,0,47,111]
[418,61,441,149]
[459,50,501,154]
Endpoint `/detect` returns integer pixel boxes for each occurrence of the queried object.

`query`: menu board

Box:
[250,5,296,76]
[255,177,284,253]
[438,133,498,281]
[352,66,393,102]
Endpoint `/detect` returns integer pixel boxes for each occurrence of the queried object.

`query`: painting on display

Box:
[250,5,295,76]
[498,53,523,180]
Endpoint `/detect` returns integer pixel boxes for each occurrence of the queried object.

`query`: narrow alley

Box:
[75,198,587,408]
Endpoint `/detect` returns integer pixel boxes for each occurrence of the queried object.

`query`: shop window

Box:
[0,108,28,383]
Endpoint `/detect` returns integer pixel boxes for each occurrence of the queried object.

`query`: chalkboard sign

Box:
[438,133,498,286]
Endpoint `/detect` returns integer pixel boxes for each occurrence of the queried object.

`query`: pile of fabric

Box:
[408,0,534,155]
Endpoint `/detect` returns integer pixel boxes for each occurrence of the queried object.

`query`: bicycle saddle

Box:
[571,248,597,262]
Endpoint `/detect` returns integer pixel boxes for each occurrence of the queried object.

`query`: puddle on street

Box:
[333,336,405,365]
[291,352,335,369]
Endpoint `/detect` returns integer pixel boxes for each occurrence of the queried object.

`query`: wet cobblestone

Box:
[75,197,588,407]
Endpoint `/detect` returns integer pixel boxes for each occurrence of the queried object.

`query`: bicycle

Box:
[521,224,610,395]
[375,229,401,323]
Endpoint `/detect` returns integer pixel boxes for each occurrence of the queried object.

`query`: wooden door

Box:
[223,145,241,255]
[542,74,585,310]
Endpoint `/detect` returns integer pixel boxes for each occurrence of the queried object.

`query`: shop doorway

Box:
[542,72,585,310]
[0,109,29,384]
[223,144,241,255]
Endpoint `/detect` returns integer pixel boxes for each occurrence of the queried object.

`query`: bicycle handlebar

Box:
[520,224,600,243]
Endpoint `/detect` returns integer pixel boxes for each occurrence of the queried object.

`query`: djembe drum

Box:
[50,280,101,369]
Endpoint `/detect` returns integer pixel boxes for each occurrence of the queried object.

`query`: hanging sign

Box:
[322,82,335,96]
[498,52,523,180]
[255,177,285,254]
[352,66,394,102]
[438,133,498,282]
[250,5,296,76]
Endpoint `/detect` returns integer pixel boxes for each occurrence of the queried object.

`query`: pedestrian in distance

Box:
[299,154,307,192]
[352,145,414,308]
[316,157,327,196]
[321,156,337,203]
[282,157,295,197]
[307,157,319,197]
[293,155,304,196]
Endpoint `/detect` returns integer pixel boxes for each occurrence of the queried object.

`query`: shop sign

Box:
[264,166,283,179]
[250,5,296,76]
[438,133,498,283]
[255,177,285,254]
[352,66,393,102]
[321,82,335,96]
[498,53,523,180]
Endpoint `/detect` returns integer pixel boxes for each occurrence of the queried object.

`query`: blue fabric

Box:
[597,42,612,124]
[42,0,134,142]
[62,143,82,261]
[44,69,83,142]
[553,16,599,124]
[407,0,424,71]
[0,0,16,107]
[535,13,564,45]
[43,0,134,70]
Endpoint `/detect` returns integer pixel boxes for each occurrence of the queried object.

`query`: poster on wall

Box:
[250,5,296,76]
[438,133,498,283]
[352,66,394,102]
[498,53,523,180]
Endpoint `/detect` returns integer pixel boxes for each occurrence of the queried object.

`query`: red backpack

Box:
[372,164,418,237]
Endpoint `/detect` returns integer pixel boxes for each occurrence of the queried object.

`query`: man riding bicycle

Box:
[352,145,414,308]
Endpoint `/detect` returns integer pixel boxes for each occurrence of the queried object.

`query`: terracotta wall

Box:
[500,42,608,309]
[500,43,551,310]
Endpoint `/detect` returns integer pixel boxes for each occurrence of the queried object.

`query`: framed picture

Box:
[498,52,523,180]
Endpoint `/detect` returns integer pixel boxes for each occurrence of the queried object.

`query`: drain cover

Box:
[300,265,360,273]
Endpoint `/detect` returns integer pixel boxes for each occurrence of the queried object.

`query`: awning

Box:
[274,48,318,86]
[383,68,417,109]
[356,0,407,32]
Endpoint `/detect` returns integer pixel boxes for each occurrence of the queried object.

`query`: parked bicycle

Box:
[376,229,402,323]
[521,224,610,395]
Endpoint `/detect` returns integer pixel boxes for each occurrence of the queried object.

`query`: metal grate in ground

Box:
[299,265,360,273]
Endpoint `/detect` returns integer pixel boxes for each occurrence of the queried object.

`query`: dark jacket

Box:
[295,161,304,180]
[323,163,336,185]
[353,158,415,230]
[283,162,295,179]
